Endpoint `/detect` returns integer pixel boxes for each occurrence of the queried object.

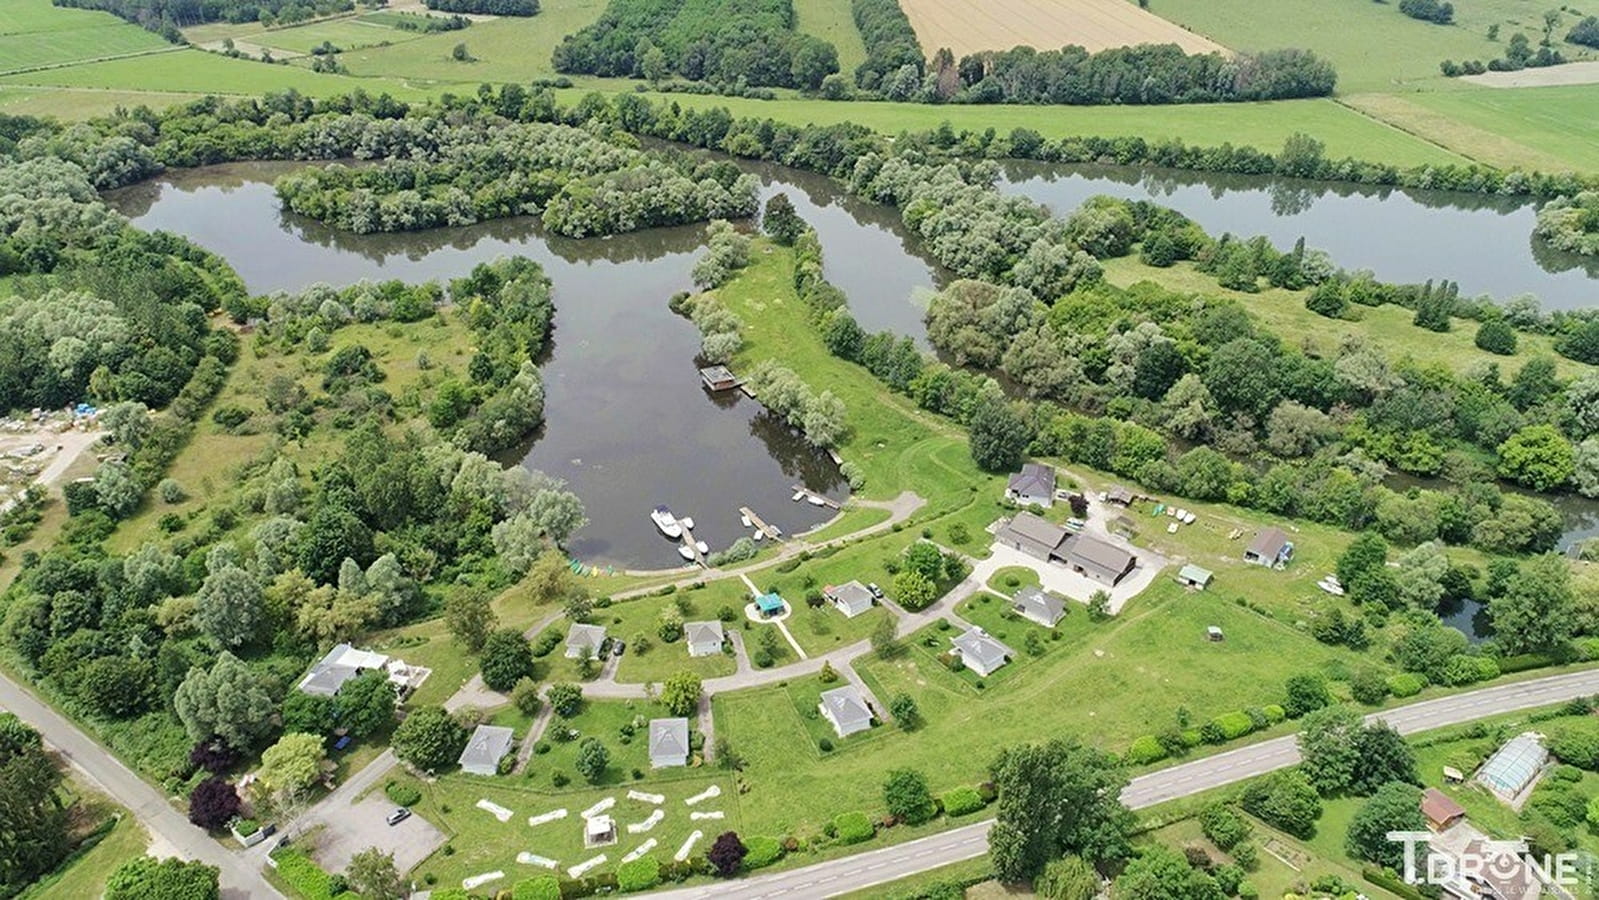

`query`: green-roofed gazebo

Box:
[755,592,786,617]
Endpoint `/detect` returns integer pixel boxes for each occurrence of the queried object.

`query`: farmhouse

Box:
[1243,528,1293,568]
[824,581,875,618]
[458,724,514,776]
[565,623,608,659]
[951,627,1013,677]
[1060,533,1137,587]
[1012,587,1064,627]
[297,643,427,698]
[1005,463,1056,508]
[818,686,874,738]
[684,620,725,657]
[648,718,690,768]
[1421,788,1466,832]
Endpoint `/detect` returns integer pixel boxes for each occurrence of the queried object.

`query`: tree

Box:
[1239,768,1322,838]
[1282,673,1331,718]
[1475,319,1518,355]
[889,692,921,730]
[1035,855,1099,900]
[575,737,609,783]
[1352,722,1418,795]
[1346,782,1425,869]
[660,671,703,717]
[392,706,467,772]
[883,768,936,824]
[1297,705,1363,795]
[445,588,497,652]
[1203,338,1280,418]
[969,400,1031,472]
[763,193,805,246]
[80,655,154,718]
[282,691,335,736]
[480,628,535,692]
[1114,845,1218,900]
[187,777,241,830]
[105,857,219,900]
[347,848,405,900]
[1490,553,1576,654]
[194,564,264,648]
[548,681,583,717]
[987,739,1133,881]
[1336,531,1388,588]
[259,733,326,796]
[640,44,667,84]
[332,670,396,739]
[0,713,68,895]
[452,41,473,61]
[173,652,275,750]
[512,677,541,717]
[1497,424,1575,490]
[707,831,747,876]
[891,570,937,612]
[871,615,902,659]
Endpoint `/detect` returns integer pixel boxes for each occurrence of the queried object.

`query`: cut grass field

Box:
[1355,83,1599,173]
[899,0,1223,58]
[794,0,867,75]
[242,16,427,55]
[0,47,435,99]
[0,0,174,76]
[332,0,605,84]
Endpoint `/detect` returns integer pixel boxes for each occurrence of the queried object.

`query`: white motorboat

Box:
[681,516,695,530]
[695,540,709,554]
[792,490,805,501]
[740,513,752,527]
[806,494,826,506]
[678,545,696,561]
[651,506,682,539]
[752,531,764,541]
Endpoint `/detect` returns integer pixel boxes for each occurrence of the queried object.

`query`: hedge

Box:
[1362,866,1429,900]
[1125,735,1168,765]
[274,851,356,900]
[513,875,561,899]
[1262,704,1286,724]
[617,856,661,893]
[1576,637,1599,661]
[430,891,470,900]
[1498,651,1560,674]
[834,811,875,844]
[1211,711,1256,741]
[942,786,985,817]
[1386,673,1426,698]
[742,836,784,870]
[384,780,421,808]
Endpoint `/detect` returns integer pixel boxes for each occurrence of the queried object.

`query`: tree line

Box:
[52,0,355,39]
[424,0,537,13]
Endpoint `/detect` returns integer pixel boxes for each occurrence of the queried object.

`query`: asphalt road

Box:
[0,672,282,899]
[654,666,1599,899]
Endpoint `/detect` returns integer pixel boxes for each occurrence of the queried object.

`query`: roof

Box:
[684,620,724,647]
[298,643,389,697]
[756,592,785,613]
[1479,732,1548,796]
[457,725,514,771]
[1012,587,1064,625]
[1420,787,1465,825]
[1247,527,1289,560]
[1460,839,1538,895]
[951,627,1013,671]
[649,718,690,761]
[1177,564,1214,584]
[1062,533,1135,580]
[826,581,874,615]
[699,365,735,382]
[995,512,1069,554]
[1007,463,1055,497]
[566,623,607,650]
[819,686,872,729]
[1106,485,1135,504]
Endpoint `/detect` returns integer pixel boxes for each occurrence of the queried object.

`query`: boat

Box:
[695,540,709,554]
[681,516,695,530]
[740,513,752,527]
[752,531,764,541]
[651,506,682,539]
[792,490,805,502]
[806,494,826,506]
[678,545,696,561]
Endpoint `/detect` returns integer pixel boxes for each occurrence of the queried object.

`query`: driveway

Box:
[310,793,446,875]
[971,542,1165,615]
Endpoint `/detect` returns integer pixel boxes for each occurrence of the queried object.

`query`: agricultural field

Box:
[333,0,606,83]
[0,0,175,76]
[899,0,1222,58]
[794,0,868,74]
[1353,83,1599,172]
[0,47,435,100]
[237,16,431,56]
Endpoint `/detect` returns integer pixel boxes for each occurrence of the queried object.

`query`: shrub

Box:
[833,811,874,844]
[942,786,985,817]
[274,851,345,900]
[616,856,661,893]
[1386,673,1427,698]
[1211,711,1257,741]
[513,875,562,900]
[1126,735,1168,765]
[742,836,784,869]
[385,780,422,808]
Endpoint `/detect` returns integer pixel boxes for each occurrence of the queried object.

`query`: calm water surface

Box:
[107,162,940,568]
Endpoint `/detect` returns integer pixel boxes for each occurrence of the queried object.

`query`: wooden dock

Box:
[740,506,783,541]
[677,517,707,567]
[791,485,841,510]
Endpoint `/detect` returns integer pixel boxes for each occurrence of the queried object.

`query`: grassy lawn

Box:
[799,504,890,542]
[0,84,207,118]
[17,780,147,900]
[593,584,745,683]
[984,566,1040,595]
[1143,811,1397,898]
[534,698,692,786]
[396,766,737,886]
[0,0,174,75]
[794,0,867,75]
[783,602,888,656]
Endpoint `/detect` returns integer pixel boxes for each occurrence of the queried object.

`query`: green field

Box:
[245,16,427,55]
[0,0,174,75]
[1362,83,1599,172]
[794,0,867,75]
[0,47,434,99]
[334,0,606,83]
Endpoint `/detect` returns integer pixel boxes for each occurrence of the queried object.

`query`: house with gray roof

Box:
[1060,533,1137,587]
[565,623,608,659]
[1243,528,1293,568]
[818,686,874,738]
[458,724,514,776]
[993,512,1071,562]
[1006,463,1056,508]
[684,620,725,658]
[825,581,875,618]
[648,718,690,768]
[1012,587,1065,627]
[951,627,1014,677]
[297,643,428,699]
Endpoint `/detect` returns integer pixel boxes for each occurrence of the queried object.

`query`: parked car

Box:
[613,640,626,657]
[386,808,411,826]
[261,824,278,837]
[866,583,884,600]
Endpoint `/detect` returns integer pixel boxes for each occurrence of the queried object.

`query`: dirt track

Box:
[898,0,1225,57]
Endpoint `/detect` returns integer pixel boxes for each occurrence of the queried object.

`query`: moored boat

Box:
[651,506,682,539]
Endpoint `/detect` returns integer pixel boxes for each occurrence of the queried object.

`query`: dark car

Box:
[613,640,627,657]
[386,808,411,826]
[262,823,278,838]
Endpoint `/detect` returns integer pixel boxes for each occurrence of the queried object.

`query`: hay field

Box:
[897,0,1224,57]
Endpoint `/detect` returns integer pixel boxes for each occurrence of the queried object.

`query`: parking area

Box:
[309,793,446,875]
[971,541,1166,615]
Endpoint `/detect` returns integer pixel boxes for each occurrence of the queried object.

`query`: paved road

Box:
[653,666,1599,899]
[0,672,282,899]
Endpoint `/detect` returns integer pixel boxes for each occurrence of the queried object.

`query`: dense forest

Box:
[52,0,355,38]
[849,0,921,89]
[551,0,840,88]
[422,0,537,14]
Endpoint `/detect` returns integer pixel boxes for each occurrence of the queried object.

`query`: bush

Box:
[833,811,874,844]
[742,836,784,869]
[1125,735,1168,765]
[274,851,346,900]
[616,856,661,893]
[385,780,421,808]
[942,786,985,816]
[1386,672,1427,698]
[1475,319,1518,355]
[1211,711,1257,741]
[1261,704,1286,724]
